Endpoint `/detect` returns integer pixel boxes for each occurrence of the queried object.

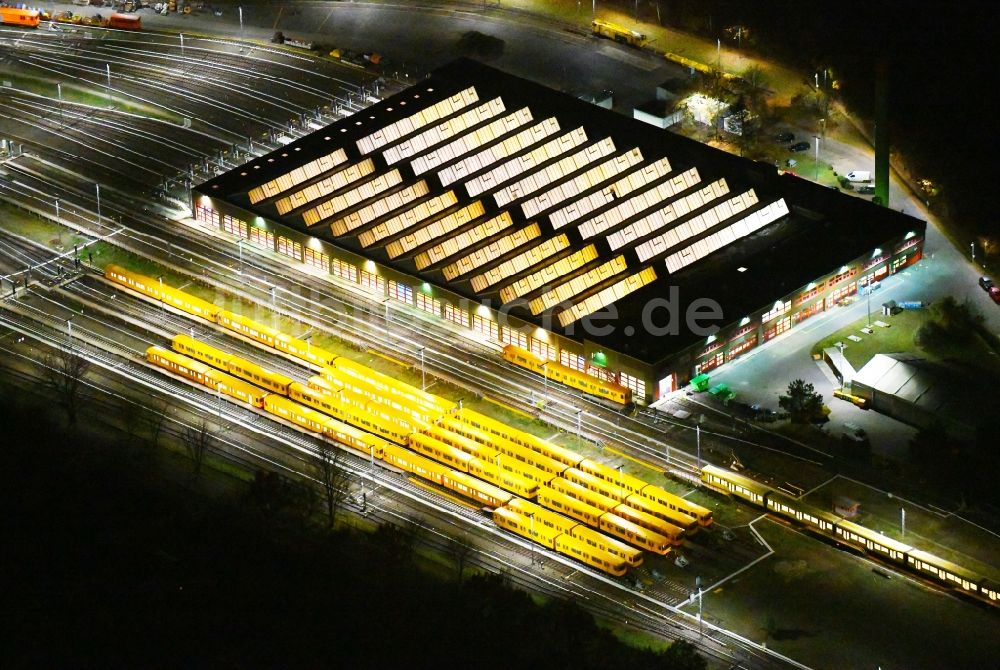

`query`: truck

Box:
[845,170,872,182]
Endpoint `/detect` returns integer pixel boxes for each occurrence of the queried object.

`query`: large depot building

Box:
[194,59,925,404]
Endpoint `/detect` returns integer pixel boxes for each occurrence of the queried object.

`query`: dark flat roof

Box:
[198,58,924,366]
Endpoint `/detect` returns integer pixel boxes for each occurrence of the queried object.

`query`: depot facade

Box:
[192,193,923,404]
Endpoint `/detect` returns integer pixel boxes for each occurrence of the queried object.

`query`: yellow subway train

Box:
[702,465,1000,608]
[493,507,628,577]
[502,344,632,405]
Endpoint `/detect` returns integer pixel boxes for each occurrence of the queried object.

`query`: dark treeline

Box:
[651,0,995,236]
[0,381,704,669]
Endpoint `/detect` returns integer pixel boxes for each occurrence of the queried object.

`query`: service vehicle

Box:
[845,170,872,182]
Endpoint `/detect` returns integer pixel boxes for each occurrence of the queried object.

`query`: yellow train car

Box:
[457,408,586,468]
[440,417,563,476]
[381,443,449,484]
[638,484,714,528]
[264,394,332,434]
[537,485,670,555]
[216,310,283,348]
[323,418,390,461]
[407,432,476,472]
[274,331,337,368]
[557,533,629,576]
[226,353,295,395]
[577,459,712,526]
[317,368,438,424]
[440,470,513,509]
[506,498,642,567]
[171,334,235,370]
[203,367,269,408]
[147,345,214,385]
[331,356,455,415]
[502,344,632,405]
[547,477,684,544]
[106,265,220,321]
[493,507,627,576]
[467,459,539,499]
[289,382,416,444]
[426,424,499,462]
[624,492,697,532]
[0,7,41,27]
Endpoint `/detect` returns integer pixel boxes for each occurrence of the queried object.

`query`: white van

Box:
[845,170,872,182]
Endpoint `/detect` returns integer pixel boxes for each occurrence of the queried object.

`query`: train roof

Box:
[197,58,925,366]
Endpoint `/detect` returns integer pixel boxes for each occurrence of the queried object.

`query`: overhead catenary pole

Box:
[696,424,701,469]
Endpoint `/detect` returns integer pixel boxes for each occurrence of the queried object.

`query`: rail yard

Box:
[1,10,997,670]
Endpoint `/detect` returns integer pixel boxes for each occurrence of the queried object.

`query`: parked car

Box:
[990,286,1000,305]
[789,141,810,152]
[774,131,794,143]
[980,276,994,291]
[857,184,876,195]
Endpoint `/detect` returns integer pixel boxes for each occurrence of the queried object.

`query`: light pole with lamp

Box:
[105,63,111,106]
[157,275,164,312]
[813,135,821,181]
[238,6,244,41]
[237,238,244,274]
[576,408,582,444]
[527,511,536,566]
[95,183,101,227]
[66,318,73,345]
[696,424,701,469]
[54,199,61,248]
[304,334,312,363]
[971,242,976,262]
[57,82,63,127]
[419,346,425,390]
[617,464,624,501]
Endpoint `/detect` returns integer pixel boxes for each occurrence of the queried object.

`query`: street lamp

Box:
[304,334,312,362]
[526,511,536,566]
[617,464,624,501]
[576,408,582,444]
[54,199,61,248]
[970,242,976,262]
[66,318,73,347]
[813,135,820,181]
[238,6,244,41]
[237,238,244,274]
[157,275,164,311]
[95,183,101,227]
[419,346,425,390]
[696,424,701,469]
[105,63,111,106]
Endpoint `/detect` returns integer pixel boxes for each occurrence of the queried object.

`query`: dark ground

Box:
[0,370,705,669]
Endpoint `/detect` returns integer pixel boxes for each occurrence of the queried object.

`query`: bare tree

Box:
[448,533,475,583]
[142,397,171,450]
[182,418,212,475]
[316,441,351,528]
[42,347,91,427]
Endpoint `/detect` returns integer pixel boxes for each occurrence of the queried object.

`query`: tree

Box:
[42,346,91,427]
[778,379,824,424]
[316,441,351,528]
[142,397,171,450]
[660,639,707,670]
[182,418,212,476]
[448,533,475,583]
